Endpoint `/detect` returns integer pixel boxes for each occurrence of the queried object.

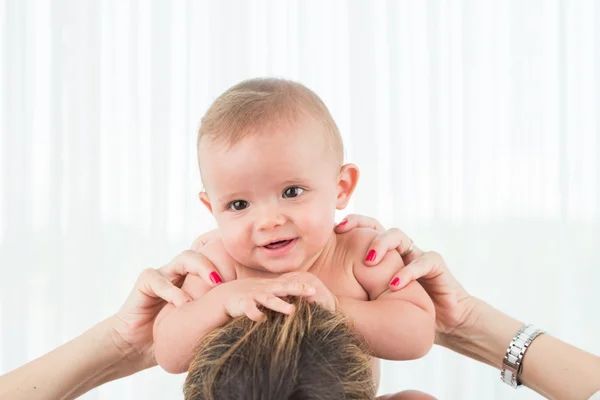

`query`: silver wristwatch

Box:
[501,324,545,388]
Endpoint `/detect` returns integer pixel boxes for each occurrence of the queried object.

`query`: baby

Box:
[153,78,435,381]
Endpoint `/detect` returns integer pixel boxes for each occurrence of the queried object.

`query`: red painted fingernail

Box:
[209,271,222,284]
[337,219,348,227]
[365,249,376,262]
[390,277,400,286]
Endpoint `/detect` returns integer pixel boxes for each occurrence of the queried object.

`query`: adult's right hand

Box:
[335,214,476,341]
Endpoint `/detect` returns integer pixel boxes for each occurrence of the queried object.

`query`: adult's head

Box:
[184,297,376,400]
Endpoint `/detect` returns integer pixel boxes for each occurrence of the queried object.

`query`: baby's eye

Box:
[283,186,304,198]
[228,200,249,211]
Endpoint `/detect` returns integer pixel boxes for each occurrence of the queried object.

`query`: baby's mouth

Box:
[263,239,295,249]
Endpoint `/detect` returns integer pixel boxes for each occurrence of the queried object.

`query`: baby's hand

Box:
[223,277,317,322]
[279,271,338,312]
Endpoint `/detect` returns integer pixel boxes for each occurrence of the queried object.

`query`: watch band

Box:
[501,324,545,388]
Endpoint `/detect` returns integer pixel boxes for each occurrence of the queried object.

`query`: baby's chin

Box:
[246,258,308,275]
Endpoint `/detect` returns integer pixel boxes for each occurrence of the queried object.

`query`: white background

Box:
[1,1,599,399]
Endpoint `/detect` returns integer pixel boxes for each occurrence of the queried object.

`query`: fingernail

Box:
[390,277,400,286]
[365,249,376,262]
[209,271,222,284]
[337,219,348,227]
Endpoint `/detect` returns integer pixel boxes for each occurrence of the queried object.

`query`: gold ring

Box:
[400,241,415,257]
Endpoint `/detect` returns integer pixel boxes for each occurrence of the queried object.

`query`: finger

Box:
[270,279,316,297]
[364,228,424,266]
[139,268,192,307]
[190,229,220,251]
[305,294,336,312]
[399,240,424,266]
[388,252,439,291]
[334,214,385,233]
[243,300,266,322]
[255,293,294,315]
[159,250,223,288]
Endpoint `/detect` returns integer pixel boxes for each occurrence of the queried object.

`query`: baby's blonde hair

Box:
[197,77,344,165]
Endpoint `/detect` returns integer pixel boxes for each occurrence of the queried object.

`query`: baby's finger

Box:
[270,279,316,297]
[243,300,266,322]
[255,293,295,315]
[334,214,385,233]
[305,294,336,312]
[139,268,192,307]
[159,250,223,288]
[190,229,220,251]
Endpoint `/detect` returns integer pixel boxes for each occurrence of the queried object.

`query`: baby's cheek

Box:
[220,225,251,263]
[301,202,335,241]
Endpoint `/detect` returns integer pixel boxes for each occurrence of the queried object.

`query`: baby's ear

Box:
[336,163,359,210]
[199,192,213,214]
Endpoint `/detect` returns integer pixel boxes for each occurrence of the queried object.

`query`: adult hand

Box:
[110,247,225,371]
[335,214,475,341]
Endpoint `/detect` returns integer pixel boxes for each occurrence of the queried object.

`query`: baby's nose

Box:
[255,207,286,231]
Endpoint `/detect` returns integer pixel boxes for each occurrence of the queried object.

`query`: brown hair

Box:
[184,297,375,400]
[197,77,344,164]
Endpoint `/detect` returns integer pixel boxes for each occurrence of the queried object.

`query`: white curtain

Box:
[1,0,598,399]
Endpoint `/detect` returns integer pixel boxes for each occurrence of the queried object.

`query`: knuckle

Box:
[388,227,402,237]
[406,260,418,269]
[238,297,248,310]
[181,249,195,258]
[428,251,441,260]
[157,275,171,287]
[399,238,410,251]
[140,268,158,283]
[284,279,299,289]
[281,279,294,290]
[142,268,156,278]
[370,237,381,248]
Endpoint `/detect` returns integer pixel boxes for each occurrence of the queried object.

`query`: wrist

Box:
[53,317,136,399]
[87,317,146,384]
[105,315,155,373]
[438,297,523,369]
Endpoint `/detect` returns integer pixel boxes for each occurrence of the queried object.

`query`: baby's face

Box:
[199,118,343,273]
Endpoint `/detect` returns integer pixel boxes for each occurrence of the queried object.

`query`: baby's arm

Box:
[339,228,436,360]
[153,239,238,373]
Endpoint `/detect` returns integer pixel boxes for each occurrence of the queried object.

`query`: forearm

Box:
[153,284,231,373]
[440,298,600,399]
[337,296,435,360]
[0,316,135,400]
